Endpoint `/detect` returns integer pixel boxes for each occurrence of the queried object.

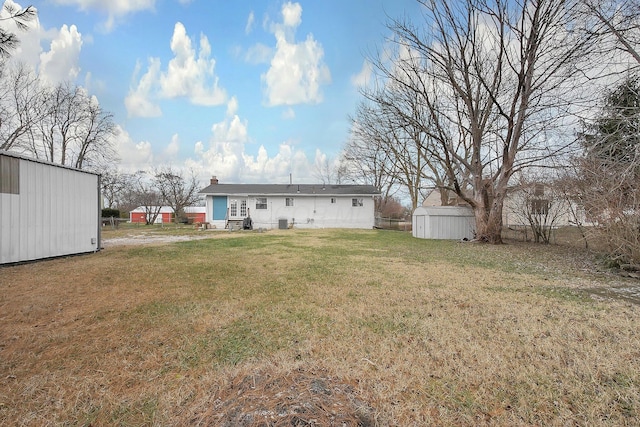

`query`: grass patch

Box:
[1,229,639,425]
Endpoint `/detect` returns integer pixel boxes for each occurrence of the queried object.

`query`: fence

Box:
[375,217,412,231]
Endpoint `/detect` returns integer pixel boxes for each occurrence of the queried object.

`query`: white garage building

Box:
[0,151,101,264]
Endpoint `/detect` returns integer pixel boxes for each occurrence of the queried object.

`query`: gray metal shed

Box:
[0,151,101,264]
[412,206,476,240]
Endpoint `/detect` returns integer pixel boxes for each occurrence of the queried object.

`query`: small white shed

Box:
[0,151,101,264]
[412,206,476,240]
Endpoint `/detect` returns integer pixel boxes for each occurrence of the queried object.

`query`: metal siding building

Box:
[412,206,476,240]
[0,151,100,264]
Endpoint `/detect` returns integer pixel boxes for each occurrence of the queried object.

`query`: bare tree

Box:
[313,155,341,185]
[154,166,201,223]
[121,171,164,225]
[23,82,117,170]
[347,65,468,210]
[0,63,46,152]
[100,169,133,209]
[367,0,592,243]
[578,0,640,66]
[340,118,396,200]
[505,175,570,244]
[0,2,36,58]
[346,97,428,210]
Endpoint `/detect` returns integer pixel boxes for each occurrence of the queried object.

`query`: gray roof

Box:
[199,183,379,196]
[0,150,100,176]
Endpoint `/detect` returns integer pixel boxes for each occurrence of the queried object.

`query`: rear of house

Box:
[199,178,379,230]
[0,151,100,264]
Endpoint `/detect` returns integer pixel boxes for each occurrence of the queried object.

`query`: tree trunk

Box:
[472,186,505,244]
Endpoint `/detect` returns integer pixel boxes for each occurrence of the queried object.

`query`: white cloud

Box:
[111,125,154,172]
[125,58,162,117]
[37,24,83,85]
[351,60,373,88]
[4,2,84,85]
[282,107,295,120]
[245,11,255,34]
[162,133,181,159]
[244,43,272,64]
[281,2,302,28]
[212,115,249,144]
[261,2,331,106]
[51,0,156,31]
[159,22,227,106]
[226,96,239,116]
[127,22,227,116]
[184,97,319,184]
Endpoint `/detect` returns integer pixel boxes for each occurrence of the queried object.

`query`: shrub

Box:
[102,208,120,218]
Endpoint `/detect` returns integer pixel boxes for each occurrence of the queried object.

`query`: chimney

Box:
[210,176,219,185]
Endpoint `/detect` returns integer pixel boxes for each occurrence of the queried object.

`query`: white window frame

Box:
[286,197,294,207]
[352,198,363,207]
[256,197,268,209]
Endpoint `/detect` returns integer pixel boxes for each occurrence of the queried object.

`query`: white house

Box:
[199,177,379,230]
[1,151,100,264]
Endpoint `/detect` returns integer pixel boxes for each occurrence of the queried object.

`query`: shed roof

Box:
[0,150,100,176]
[199,183,379,196]
[413,206,475,217]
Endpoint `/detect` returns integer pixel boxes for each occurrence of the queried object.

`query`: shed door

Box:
[212,196,227,220]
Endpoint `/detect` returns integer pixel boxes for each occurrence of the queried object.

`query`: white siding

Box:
[1,154,100,264]
[205,194,376,229]
[412,206,476,240]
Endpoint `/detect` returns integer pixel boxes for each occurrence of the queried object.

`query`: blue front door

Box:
[212,196,227,220]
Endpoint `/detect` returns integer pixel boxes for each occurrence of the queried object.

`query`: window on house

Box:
[531,199,550,215]
[330,197,336,204]
[352,198,363,207]
[256,197,268,209]
[240,200,247,216]
[286,197,294,206]
[0,155,20,194]
[230,200,238,217]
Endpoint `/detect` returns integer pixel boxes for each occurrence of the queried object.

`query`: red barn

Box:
[129,206,174,224]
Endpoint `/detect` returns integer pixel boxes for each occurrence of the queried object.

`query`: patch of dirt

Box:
[188,367,376,426]
[101,233,214,247]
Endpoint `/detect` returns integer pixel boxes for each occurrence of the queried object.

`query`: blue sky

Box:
[6,0,423,184]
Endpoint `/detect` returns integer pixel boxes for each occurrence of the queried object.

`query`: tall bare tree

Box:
[367,0,592,243]
[0,63,46,152]
[347,66,465,210]
[23,82,117,170]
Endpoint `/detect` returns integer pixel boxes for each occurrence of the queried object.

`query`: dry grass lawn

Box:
[1,228,639,426]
